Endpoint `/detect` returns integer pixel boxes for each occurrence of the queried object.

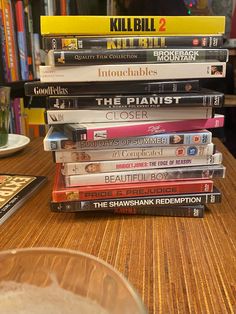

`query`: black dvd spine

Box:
[43,35,224,51]
[49,49,228,66]
[47,91,224,110]
[50,200,208,217]
[24,80,200,96]
[51,203,205,217]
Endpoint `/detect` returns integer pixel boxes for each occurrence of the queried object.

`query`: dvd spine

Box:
[47,91,224,110]
[45,107,213,124]
[54,143,215,163]
[40,16,225,35]
[63,114,224,142]
[112,205,205,217]
[50,189,221,211]
[43,128,213,151]
[61,153,222,175]
[24,80,200,96]
[43,35,224,51]
[52,177,214,202]
[52,184,213,203]
[63,165,226,187]
[47,49,228,66]
[51,202,205,217]
[39,63,227,82]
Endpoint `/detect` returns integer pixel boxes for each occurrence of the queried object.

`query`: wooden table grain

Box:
[0,137,235,314]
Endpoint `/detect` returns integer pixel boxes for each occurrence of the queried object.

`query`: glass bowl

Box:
[0,247,147,314]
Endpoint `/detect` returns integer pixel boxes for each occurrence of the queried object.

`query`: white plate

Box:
[0,134,30,157]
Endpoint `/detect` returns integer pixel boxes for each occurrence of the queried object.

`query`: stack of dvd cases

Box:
[25,15,228,218]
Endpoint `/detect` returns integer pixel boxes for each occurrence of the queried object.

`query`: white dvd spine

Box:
[63,164,226,187]
[61,152,223,175]
[54,143,215,163]
[39,62,226,83]
[46,107,213,124]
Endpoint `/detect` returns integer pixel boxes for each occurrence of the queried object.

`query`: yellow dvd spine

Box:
[40,16,225,36]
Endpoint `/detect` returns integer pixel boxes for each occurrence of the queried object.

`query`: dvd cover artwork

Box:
[24,79,200,96]
[50,187,221,212]
[63,164,226,187]
[0,175,47,225]
[43,127,213,151]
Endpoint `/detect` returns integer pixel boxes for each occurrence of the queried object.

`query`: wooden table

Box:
[0,137,236,314]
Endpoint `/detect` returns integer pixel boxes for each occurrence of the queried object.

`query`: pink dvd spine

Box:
[85,114,224,141]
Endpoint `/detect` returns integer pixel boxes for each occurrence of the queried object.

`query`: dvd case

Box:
[40,15,225,35]
[43,127,213,151]
[39,62,227,82]
[63,114,224,142]
[52,164,214,201]
[47,49,228,66]
[61,152,222,175]
[53,143,215,163]
[63,164,226,187]
[43,35,223,51]
[46,89,224,110]
[24,80,200,96]
[45,107,213,124]
[50,187,221,212]
[51,202,205,217]
[0,175,47,225]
